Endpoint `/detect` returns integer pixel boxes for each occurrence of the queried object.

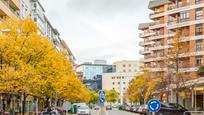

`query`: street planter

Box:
[197,66,204,77]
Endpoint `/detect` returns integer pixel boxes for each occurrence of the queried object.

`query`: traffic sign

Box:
[98,90,105,104]
[99,98,105,104]
[99,90,105,98]
[147,99,161,113]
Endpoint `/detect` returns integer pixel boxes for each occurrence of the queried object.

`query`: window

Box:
[129,69,132,72]
[34,17,37,22]
[123,82,126,84]
[123,64,126,67]
[196,40,203,51]
[196,8,203,20]
[180,11,190,22]
[196,56,203,66]
[34,3,37,8]
[118,82,120,85]
[195,24,203,35]
[112,82,115,85]
[128,64,131,67]
[123,87,126,90]
[122,76,124,79]
[134,69,138,72]
[112,77,115,79]
[123,69,126,72]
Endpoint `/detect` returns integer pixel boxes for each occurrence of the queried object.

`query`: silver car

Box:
[77,105,91,115]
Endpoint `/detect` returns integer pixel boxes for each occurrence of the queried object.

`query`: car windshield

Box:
[168,103,185,109]
[78,106,89,109]
[161,103,177,108]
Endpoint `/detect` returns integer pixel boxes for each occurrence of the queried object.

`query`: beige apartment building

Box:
[139,0,204,109]
[102,60,143,105]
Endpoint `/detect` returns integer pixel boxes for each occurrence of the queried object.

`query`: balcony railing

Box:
[0,0,19,17]
[139,49,151,55]
[168,3,190,11]
[139,32,156,38]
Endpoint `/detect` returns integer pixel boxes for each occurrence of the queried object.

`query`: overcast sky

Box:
[40,0,150,64]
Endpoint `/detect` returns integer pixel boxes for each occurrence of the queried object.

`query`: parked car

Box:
[94,105,100,110]
[56,107,66,115]
[124,105,131,111]
[150,103,190,115]
[77,105,91,115]
[118,105,125,110]
[138,105,148,115]
[106,105,112,110]
[130,105,140,113]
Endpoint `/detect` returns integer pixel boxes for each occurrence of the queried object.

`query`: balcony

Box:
[167,1,204,15]
[149,21,166,30]
[149,33,175,40]
[139,32,156,38]
[149,11,166,19]
[10,0,20,10]
[139,41,155,46]
[0,0,18,18]
[167,18,204,29]
[147,67,167,72]
[179,67,198,72]
[139,49,152,55]
[150,45,170,51]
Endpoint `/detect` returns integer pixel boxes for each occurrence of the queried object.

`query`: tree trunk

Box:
[22,92,26,115]
[176,85,179,104]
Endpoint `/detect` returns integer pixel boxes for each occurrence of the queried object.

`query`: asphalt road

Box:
[91,108,140,115]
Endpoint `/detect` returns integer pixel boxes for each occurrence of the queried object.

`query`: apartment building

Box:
[19,0,76,65]
[139,0,204,109]
[102,60,143,105]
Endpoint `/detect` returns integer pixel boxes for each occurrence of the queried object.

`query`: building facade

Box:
[139,0,204,109]
[102,60,143,105]
[77,60,116,91]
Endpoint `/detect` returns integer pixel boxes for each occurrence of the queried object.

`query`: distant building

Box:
[77,60,116,91]
[102,60,143,105]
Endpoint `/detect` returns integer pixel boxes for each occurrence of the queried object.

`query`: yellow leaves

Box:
[126,71,161,103]
[55,76,90,103]
[0,17,90,103]
[105,89,119,103]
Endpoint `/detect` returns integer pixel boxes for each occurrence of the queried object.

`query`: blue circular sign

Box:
[147,99,161,112]
[99,98,105,104]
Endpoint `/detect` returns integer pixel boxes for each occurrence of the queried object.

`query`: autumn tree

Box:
[126,70,161,104]
[105,89,119,104]
[88,90,99,104]
[168,29,197,104]
[0,18,90,114]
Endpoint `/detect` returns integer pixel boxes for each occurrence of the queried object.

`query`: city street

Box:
[90,108,140,115]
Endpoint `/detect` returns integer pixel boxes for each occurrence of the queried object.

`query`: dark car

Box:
[130,105,140,113]
[106,105,112,110]
[148,103,190,115]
